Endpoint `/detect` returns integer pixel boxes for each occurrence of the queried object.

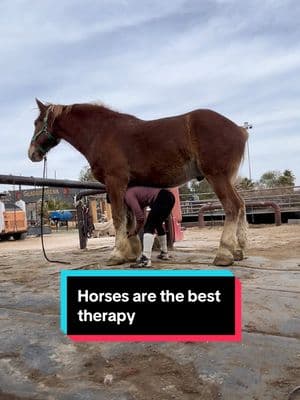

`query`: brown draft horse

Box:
[28,99,248,266]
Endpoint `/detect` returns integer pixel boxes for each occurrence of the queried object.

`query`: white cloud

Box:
[0,0,187,45]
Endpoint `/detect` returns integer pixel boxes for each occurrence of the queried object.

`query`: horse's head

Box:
[28,99,61,162]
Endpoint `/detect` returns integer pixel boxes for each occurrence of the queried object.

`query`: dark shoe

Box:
[157,251,169,260]
[130,255,152,268]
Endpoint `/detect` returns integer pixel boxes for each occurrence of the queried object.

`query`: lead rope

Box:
[41,157,70,264]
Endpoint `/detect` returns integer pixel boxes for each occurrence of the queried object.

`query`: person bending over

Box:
[125,186,175,268]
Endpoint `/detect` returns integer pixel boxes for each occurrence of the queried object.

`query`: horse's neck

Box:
[56,106,113,161]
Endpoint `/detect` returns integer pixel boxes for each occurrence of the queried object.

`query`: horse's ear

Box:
[36,98,46,113]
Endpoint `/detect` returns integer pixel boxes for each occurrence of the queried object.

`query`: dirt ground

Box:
[0,224,299,400]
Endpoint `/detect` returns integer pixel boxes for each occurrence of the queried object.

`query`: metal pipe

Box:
[0,174,106,190]
[75,189,106,202]
[246,201,281,226]
[198,203,217,228]
[198,201,281,227]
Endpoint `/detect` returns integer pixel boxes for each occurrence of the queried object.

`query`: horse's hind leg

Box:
[208,176,244,266]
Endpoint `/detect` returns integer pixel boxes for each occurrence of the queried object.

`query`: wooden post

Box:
[106,203,112,220]
[76,201,87,249]
[89,198,98,224]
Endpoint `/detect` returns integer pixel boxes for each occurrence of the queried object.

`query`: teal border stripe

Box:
[60,270,68,334]
[60,269,233,334]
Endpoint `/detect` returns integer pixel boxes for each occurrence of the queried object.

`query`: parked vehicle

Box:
[49,210,73,223]
[0,199,27,240]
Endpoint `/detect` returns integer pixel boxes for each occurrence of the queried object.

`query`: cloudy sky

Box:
[0,0,299,192]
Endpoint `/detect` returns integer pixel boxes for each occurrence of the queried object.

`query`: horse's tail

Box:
[240,126,249,164]
[231,126,249,185]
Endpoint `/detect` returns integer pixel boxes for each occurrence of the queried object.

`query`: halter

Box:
[31,108,59,155]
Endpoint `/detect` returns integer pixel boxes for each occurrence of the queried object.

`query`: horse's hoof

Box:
[213,254,234,266]
[106,256,126,266]
[233,249,244,261]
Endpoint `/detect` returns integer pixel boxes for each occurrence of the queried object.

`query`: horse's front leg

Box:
[106,179,141,265]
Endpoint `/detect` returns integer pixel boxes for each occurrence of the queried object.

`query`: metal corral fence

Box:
[180,186,300,225]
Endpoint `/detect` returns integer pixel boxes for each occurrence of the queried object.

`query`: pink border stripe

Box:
[69,277,242,342]
[234,278,242,341]
[69,334,239,342]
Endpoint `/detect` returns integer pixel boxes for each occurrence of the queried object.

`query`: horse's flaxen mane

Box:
[91,100,112,109]
[76,102,124,116]
[45,101,136,121]
[46,103,72,120]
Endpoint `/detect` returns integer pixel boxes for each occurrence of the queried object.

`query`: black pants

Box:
[144,190,175,235]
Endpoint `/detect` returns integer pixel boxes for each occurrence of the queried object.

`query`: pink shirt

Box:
[125,186,161,225]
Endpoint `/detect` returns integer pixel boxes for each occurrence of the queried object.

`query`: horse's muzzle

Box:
[28,144,43,162]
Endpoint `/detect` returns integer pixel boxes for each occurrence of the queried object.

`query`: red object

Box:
[169,188,184,242]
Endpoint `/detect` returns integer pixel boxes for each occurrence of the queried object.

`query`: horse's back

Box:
[124,108,247,179]
[142,108,246,147]
[147,107,247,161]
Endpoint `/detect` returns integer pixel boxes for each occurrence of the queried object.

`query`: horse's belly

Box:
[131,160,203,187]
[182,160,203,181]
